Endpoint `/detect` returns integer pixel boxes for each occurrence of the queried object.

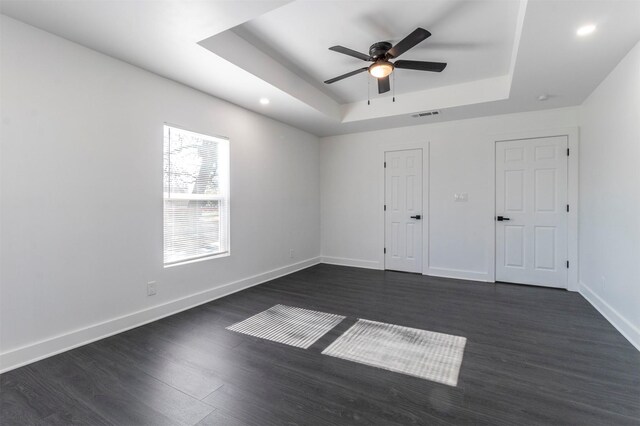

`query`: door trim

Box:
[490,127,579,291]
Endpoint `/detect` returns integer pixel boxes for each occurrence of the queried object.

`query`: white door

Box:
[385,149,423,273]
[496,136,568,288]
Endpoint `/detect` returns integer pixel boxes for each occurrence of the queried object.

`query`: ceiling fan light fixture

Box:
[368,61,394,78]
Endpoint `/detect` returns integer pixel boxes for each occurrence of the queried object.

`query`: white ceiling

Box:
[2,0,640,137]
[237,0,521,104]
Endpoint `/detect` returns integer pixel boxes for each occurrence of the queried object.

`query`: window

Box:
[163,125,229,266]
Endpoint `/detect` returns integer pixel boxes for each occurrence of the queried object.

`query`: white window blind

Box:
[163,125,229,265]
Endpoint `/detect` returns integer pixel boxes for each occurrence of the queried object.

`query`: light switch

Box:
[454,192,469,202]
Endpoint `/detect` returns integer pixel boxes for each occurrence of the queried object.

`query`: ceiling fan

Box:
[324,28,447,94]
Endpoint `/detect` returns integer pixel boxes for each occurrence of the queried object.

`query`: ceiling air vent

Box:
[411,110,440,118]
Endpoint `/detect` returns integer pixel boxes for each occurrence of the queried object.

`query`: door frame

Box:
[378,142,429,274]
[490,127,579,291]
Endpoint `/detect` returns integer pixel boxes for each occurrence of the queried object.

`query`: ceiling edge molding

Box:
[199,30,342,120]
[505,0,529,91]
[341,75,512,123]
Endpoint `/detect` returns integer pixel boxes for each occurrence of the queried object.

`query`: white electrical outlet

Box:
[147,281,157,296]
[454,192,469,202]
[289,249,295,259]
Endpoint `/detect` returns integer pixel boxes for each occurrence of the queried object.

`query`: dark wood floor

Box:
[2,264,639,425]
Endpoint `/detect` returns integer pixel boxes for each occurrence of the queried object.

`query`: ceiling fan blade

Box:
[387,28,431,59]
[378,75,390,94]
[329,46,371,61]
[394,60,447,72]
[324,67,369,84]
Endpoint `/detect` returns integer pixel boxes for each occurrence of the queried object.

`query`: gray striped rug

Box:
[322,319,467,386]
[226,304,345,349]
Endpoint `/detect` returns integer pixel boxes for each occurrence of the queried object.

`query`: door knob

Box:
[410,214,422,220]
[496,216,510,221]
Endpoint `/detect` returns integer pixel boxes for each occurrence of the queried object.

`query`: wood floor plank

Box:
[67,345,216,425]
[194,408,249,426]
[99,331,227,400]
[0,366,111,426]
[25,353,193,426]
[1,264,639,425]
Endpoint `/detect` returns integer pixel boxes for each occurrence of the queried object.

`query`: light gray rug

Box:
[226,304,345,349]
[322,319,467,386]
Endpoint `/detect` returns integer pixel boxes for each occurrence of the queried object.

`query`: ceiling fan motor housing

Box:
[369,41,392,60]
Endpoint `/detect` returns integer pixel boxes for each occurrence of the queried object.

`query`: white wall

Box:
[320,107,579,281]
[0,16,320,371]
[578,40,640,350]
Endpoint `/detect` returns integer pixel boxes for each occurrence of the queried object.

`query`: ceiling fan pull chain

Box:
[367,75,370,105]
[393,72,396,103]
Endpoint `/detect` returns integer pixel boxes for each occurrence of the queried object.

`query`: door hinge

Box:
[566,261,570,268]
[384,161,386,168]
[566,204,570,212]
[384,248,386,254]
[384,204,386,211]
[567,148,570,156]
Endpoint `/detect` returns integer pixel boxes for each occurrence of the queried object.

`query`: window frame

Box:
[163,124,230,267]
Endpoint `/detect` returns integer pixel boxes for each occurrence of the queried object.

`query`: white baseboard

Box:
[320,258,491,282]
[320,256,382,270]
[426,266,491,282]
[0,257,321,373]
[579,281,640,352]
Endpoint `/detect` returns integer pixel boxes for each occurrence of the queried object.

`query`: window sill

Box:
[164,251,230,269]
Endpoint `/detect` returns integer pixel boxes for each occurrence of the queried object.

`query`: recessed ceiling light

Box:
[577,24,596,36]
[259,98,270,105]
